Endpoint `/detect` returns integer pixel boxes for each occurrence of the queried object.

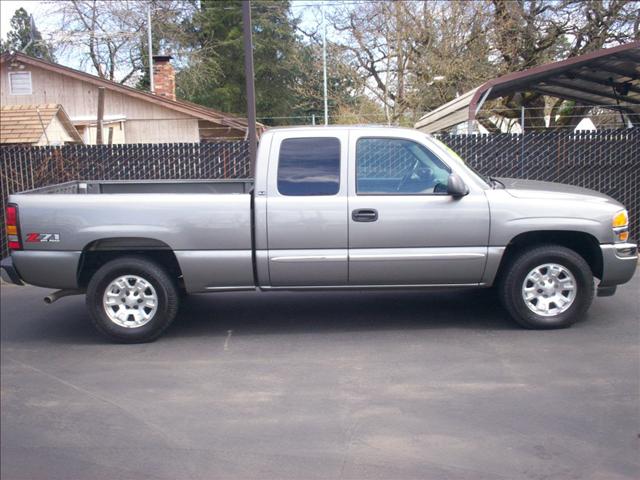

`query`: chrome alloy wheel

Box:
[103,275,158,328]
[522,263,577,317]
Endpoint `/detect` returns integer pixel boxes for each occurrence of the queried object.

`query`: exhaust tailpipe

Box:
[44,289,83,304]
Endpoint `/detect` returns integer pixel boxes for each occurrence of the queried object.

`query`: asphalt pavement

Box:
[1,275,639,480]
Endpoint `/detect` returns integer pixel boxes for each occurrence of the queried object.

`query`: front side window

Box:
[356,137,451,194]
[277,137,340,196]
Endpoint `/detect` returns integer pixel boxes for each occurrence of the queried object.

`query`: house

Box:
[0,104,83,145]
[0,52,255,144]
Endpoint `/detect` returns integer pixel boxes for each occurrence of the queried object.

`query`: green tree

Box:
[176,0,302,124]
[1,7,55,61]
[291,40,381,125]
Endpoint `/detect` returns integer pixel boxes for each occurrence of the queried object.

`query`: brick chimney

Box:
[152,55,175,101]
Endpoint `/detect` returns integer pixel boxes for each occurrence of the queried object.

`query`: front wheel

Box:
[499,245,594,329]
[86,256,179,343]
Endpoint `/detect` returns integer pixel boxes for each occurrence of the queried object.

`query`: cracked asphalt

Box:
[1,274,639,480]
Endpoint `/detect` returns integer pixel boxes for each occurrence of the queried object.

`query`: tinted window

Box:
[356,138,451,194]
[278,137,340,196]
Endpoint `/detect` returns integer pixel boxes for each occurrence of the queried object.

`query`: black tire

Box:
[499,245,594,329]
[86,256,179,343]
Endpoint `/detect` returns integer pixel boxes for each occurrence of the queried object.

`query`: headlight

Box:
[612,210,629,242]
[612,210,628,228]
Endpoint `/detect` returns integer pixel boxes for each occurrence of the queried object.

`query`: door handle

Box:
[352,208,378,222]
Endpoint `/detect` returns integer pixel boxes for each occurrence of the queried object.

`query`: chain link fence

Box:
[0,142,250,257]
[438,130,638,244]
[1,130,638,258]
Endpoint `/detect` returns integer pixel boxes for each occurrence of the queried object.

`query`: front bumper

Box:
[1,256,24,285]
[599,242,638,288]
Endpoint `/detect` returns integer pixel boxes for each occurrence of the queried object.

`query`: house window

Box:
[9,71,32,95]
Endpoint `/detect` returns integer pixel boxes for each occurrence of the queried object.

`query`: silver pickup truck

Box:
[2,126,637,342]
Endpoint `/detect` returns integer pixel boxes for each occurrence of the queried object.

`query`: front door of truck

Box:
[347,134,490,286]
[266,131,349,286]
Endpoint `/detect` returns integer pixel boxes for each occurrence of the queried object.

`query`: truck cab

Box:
[253,127,491,288]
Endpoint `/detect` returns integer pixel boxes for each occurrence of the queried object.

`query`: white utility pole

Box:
[147,3,154,92]
[322,2,328,125]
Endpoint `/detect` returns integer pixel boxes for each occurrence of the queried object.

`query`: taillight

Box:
[6,204,22,251]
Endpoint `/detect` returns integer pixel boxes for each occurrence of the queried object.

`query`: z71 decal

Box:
[26,233,60,243]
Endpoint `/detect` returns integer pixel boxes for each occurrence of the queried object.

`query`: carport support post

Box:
[520,106,526,177]
[242,0,258,177]
[469,86,492,134]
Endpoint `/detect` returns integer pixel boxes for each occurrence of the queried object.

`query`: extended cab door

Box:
[265,131,349,286]
[347,132,490,285]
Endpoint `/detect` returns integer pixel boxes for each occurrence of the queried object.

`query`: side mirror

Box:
[447,173,469,198]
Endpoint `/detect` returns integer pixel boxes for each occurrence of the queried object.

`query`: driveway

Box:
[1,275,638,480]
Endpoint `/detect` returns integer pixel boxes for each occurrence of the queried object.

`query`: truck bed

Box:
[21,179,254,195]
[8,179,256,293]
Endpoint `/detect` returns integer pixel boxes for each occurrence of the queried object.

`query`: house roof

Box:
[0,103,83,144]
[0,51,261,136]
[416,41,640,133]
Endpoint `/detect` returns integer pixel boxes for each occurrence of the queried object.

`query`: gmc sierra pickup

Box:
[2,126,637,342]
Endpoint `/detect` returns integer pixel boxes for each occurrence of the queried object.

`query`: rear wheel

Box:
[499,245,594,329]
[86,256,179,343]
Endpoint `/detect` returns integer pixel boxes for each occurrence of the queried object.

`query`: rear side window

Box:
[277,137,340,196]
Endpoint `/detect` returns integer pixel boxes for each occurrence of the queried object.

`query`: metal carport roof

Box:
[415,41,640,133]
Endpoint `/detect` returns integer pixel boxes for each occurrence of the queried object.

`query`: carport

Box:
[415,41,640,133]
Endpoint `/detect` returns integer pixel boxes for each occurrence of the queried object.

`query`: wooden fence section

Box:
[1,130,638,258]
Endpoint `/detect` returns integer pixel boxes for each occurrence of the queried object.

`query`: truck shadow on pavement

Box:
[165,288,516,340]
[0,286,517,345]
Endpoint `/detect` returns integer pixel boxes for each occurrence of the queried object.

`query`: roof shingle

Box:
[0,104,83,144]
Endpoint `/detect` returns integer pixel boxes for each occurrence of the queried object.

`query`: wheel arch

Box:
[494,230,603,284]
[77,237,184,289]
